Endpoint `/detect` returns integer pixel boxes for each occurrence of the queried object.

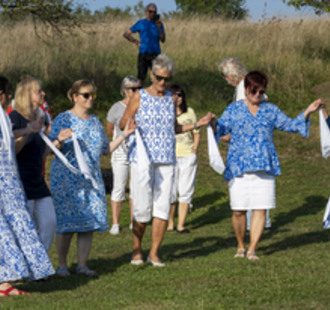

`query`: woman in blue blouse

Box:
[216,71,323,260]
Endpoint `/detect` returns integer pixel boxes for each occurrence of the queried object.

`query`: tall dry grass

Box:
[0,17,329,115]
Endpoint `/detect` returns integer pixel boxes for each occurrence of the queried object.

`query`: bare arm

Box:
[107,121,115,137]
[175,112,214,134]
[123,29,140,48]
[155,20,166,43]
[192,132,200,154]
[43,128,73,158]
[119,91,140,130]
[14,120,43,154]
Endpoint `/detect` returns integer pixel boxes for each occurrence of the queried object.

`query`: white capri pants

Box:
[171,154,197,204]
[228,171,276,210]
[130,162,175,222]
[111,160,131,202]
[27,196,56,252]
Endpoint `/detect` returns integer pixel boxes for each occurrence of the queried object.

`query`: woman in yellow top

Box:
[168,85,200,233]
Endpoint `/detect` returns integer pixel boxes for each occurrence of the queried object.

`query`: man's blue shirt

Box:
[130,19,165,54]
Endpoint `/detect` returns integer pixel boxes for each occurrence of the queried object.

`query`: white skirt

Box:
[228,171,276,210]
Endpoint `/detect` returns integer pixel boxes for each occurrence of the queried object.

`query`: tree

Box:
[174,0,248,19]
[283,0,330,14]
[0,0,81,34]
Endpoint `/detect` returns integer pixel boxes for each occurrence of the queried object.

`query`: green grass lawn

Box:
[1,113,330,310]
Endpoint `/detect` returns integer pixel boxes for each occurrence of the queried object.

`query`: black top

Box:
[9,110,51,199]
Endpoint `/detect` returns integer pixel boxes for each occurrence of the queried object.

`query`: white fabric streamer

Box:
[39,132,99,189]
[319,109,330,158]
[207,125,225,175]
[323,197,330,229]
[135,129,151,187]
[0,104,13,162]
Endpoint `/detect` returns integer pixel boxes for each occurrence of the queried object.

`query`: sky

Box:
[82,0,318,21]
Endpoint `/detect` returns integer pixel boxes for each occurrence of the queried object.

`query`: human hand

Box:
[26,119,43,134]
[197,112,216,127]
[304,98,324,119]
[123,118,137,136]
[57,128,73,142]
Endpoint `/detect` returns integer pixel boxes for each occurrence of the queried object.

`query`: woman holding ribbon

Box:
[9,77,72,253]
[49,80,136,276]
[0,76,55,297]
[215,71,323,260]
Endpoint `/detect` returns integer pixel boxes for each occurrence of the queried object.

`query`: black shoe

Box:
[176,228,190,234]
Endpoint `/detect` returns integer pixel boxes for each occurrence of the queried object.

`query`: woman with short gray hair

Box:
[107,75,141,235]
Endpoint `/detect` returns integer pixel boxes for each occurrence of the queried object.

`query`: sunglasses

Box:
[153,74,172,83]
[176,93,183,97]
[148,10,156,13]
[131,87,142,92]
[250,89,266,96]
[77,92,96,100]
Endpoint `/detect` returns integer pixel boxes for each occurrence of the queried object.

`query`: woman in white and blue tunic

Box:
[49,80,136,277]
[0,76,54,297]
[215,71,323,260]
[120,54,213,266]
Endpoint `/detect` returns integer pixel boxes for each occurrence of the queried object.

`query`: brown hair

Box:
[244,71,268,91]
[67,80,96,103]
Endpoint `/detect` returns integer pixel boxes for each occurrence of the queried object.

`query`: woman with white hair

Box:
[0,76,54,296]
[218,57,271,231]
[107,75,141,235]
[120,54,213,266]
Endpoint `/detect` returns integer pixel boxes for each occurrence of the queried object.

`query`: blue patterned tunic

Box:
[0,130,54,281]
[216,100,310,180]
[128,89,176,163]
[49,111,109,233]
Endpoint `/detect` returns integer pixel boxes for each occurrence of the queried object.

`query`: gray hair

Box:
[218,58,247,84]
[145,3,157,11]
[152,54,175,76]
[120,75,140,96]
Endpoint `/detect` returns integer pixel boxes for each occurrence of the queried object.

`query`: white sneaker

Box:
[129,222,133,230]
[109,224,120,235]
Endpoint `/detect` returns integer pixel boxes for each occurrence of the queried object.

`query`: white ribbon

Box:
[323,197,330,229]
[39,132,99,189]
[135,129,151,187]
[319,109,330,158]
[0,104,13,161]
[207,125,225,175]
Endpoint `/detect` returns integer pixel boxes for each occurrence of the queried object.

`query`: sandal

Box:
[76,266,97,276]
[1,287,29,296]
[234,248,246,258]
[247,251,259,260]
[56,266,70,277]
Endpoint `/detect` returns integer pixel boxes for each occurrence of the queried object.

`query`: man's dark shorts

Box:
[138,52,159,81]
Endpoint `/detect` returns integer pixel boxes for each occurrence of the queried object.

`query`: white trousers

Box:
[171,154,197,204]
[130,162,175,222]
[27,197,56,252]
[111,160,130,202]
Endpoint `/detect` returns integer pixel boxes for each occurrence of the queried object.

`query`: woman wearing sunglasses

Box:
[215,71,323,260]
[167,84,200,233]
[1,76,55,296]
[107,75,141,235]
[120,54,213,266]
[49,80,136,276]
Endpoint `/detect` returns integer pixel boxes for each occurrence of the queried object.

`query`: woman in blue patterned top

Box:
[49,80,136,276]
[120,54,213,266]
[216,71,323,260]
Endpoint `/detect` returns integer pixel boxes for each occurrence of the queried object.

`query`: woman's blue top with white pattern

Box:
[216,100,310,181]
[128,89,176,164]
[49,111,109,233]
[0,131,54,282]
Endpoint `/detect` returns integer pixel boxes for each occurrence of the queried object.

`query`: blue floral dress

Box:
[216,100,310,180]
[49,111,109,233]
[0,131,54,282]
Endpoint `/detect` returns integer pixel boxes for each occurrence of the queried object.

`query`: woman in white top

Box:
[107,76,141,235]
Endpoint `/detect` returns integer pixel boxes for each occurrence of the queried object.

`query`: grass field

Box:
[0,16,330,309]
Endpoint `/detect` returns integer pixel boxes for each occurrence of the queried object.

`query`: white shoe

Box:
[130,259,143,265]
[109,224,120,235]
[147,256,165,267]
[129,222,133,230]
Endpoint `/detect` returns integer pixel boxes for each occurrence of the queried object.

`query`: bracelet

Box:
[193,122,199,130]
[54,137,62,144]
[120,132,128,139]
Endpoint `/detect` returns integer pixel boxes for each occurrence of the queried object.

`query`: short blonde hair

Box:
[218,58,247,84]
[67,80,96,103]
[152,54,175,77]
[14,77,42,120]
[120,75,140,96]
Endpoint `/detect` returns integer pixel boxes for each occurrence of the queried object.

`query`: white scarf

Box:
[207,125,225,175]
[135,129,151,187]
[323,197,330,229]
[319,109,330,158]
[39,132,99,189]
[0,104,14,162]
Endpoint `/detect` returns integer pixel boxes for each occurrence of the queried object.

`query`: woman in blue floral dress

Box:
[49,80,135,276]
[215,71,323,260]
[0,76,54,297]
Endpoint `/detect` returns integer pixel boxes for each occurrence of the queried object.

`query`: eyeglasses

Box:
[77,92,96,100]
[131,87,142,92]
[153,74,172,83]
[250,89,266,96]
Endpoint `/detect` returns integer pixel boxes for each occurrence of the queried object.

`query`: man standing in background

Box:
[123,3,166,84]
